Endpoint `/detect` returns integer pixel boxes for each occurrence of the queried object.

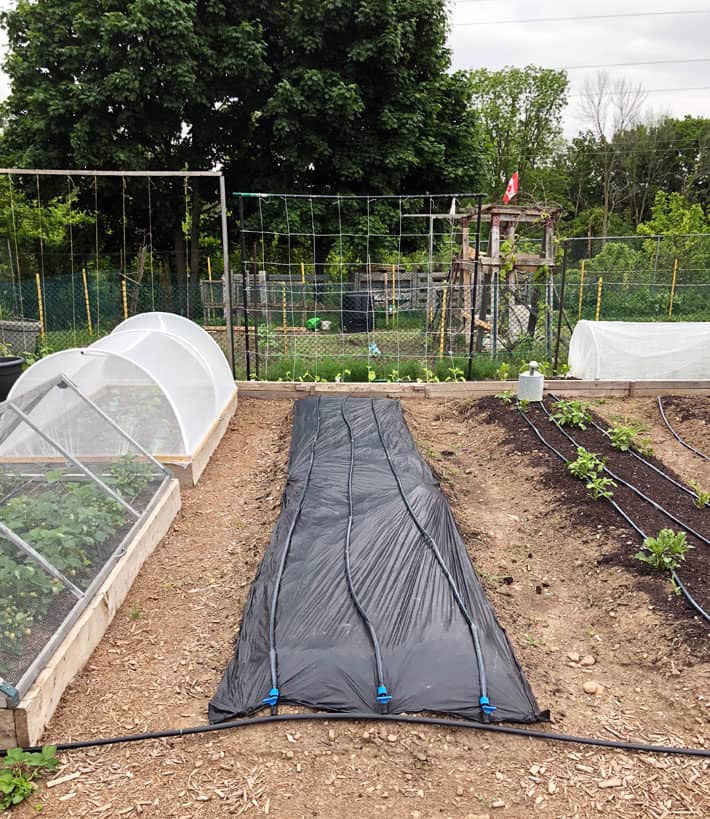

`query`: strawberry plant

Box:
[0,746,58,810]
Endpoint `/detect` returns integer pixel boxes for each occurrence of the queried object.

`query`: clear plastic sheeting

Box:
[8,313,237,458]
[0,375,170,696]
[210,397,545,725]
[568,320,710,380]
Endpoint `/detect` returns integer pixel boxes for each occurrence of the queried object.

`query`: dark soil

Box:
[660,396,710,457]
[474,397,710,655]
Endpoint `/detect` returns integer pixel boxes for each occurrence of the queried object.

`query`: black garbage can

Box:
[341,291,374,333]
[0,356,24,401]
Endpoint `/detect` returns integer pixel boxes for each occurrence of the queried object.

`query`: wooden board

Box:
[2,479,181,749]
[159,389,238,486]
[236,379,710,400]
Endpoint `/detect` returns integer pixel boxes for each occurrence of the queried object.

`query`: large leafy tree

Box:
[243,0,480,196]
[465,65,568,198]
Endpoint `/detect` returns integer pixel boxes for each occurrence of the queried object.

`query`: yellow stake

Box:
[35,273,45,338]
[391,264,396,320]
[595,276,603,321]
[577,259,585,322]
[81,268,93,336]
[384,263,389,327]
[300,261,306,285]
[121,276,128,320]
[207,256,213,282]
[668,258,678,318]
[282,284,288,355]
[438,285,448,359]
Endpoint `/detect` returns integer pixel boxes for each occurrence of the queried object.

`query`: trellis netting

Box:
[568,320,710,380]
[7,314,237,459]
[0,375,172,704]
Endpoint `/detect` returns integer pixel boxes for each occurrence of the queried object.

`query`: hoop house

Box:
[8,315,237,482]
[0,374,177,723]
[568,320,710,380]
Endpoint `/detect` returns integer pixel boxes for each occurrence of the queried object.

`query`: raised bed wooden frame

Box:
[1,479,181,749]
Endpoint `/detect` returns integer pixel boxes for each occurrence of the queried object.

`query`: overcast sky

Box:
[449,0,710,136]
[0,1,708,140]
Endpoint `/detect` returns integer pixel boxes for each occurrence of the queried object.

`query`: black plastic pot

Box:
[0,356,23,402]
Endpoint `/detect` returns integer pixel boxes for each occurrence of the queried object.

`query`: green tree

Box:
[1,0,270,305]
[465,65,568,198]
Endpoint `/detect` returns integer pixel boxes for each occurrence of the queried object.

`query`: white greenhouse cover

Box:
[7,315,236,458]
[568,320,710,380]
[111,312,234,410]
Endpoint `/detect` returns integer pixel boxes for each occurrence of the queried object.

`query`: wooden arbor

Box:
[451,203,561,351]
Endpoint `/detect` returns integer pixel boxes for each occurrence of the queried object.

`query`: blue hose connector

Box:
[479,696,496,715]
[376,685,392,704]
[263,687,280,707]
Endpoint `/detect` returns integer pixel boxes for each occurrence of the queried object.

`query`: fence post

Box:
[595,277,603,321]
[491,272,499,358]
[668,258,678,318]
[282,284,288,356]
[577,259,585,322]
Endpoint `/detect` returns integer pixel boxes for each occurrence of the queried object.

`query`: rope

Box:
[147,178,155,311]
[66,176,78,345]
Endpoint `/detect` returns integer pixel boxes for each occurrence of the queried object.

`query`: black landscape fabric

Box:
[209,397,546,724]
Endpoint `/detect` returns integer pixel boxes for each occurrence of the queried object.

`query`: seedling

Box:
[689,481,710,509]
[517,399,530,412]
[0,746,58,810]
[495,362,511,381]
[445,367,465,382]
[607,421,654,457]
[495,390,515,405]
[585,475,616,500]
[635,529,692,572]
[567,447,605,480]
[550,399,591,429]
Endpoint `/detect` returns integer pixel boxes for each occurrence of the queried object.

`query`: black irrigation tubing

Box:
[340,399,391,708]
[548,393,699,502]
[370,400,495,721]
[657,396,710,461]
[3,712,709,760]
[517,407,710,625]
[539,402,710,548]
[265,396,322,712]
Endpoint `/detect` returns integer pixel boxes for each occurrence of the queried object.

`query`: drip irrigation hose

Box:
[3,712,708,759]
[548,393,699,501]
[539,402,710,548]
[517,407,710,624]
[370,400,494,721]
[340,399,391,709]
[265,397,322,712]
[658,396,709,461]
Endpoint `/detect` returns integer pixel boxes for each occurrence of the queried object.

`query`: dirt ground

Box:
[4,395,709,819]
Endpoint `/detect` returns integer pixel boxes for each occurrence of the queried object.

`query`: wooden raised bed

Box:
[1,479,181,749]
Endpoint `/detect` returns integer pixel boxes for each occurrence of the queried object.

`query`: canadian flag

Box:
[502,172,519,204]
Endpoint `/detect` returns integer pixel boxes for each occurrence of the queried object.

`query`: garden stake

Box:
[282,284,288,355]
[594,276,603,321]
[35,272,45,338]
[577,259,585,321]
[668,258,678,318]
[438,284,448,359]
[121,274,128,320]
[81,268,93,336]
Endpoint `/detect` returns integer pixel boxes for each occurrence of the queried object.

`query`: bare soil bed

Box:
[4,396,708,819]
